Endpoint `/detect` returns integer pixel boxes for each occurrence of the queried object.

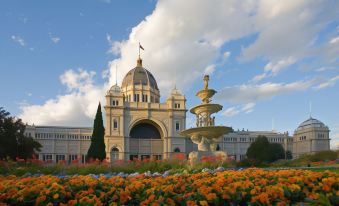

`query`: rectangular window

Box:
[56,155,65,163]
[113,120,118,130]
[145,95,148,102]
[42,154,52,162]
[175,121,180,131]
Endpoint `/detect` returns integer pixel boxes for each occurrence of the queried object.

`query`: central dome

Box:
[121,59,159,90]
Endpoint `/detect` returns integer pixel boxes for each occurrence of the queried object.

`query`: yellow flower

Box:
[199,200,209,206]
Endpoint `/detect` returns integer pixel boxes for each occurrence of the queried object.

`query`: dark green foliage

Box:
[286,150,293,160]
[87,103,106,161]
[269,143,285,161]
[0,107,41,160]
[246,135,286,163]
[246,135,271,162]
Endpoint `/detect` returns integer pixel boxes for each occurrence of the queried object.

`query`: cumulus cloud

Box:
[107,0,257,94]
[11,35,26,46]
[216,79,318,104]
[242,0,338,80]
[107,0,337,94]
[19,69,106,126]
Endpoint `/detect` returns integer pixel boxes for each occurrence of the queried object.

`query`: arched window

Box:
[111,147,119,160]
[174,147,180,153]
[130,123,161,139]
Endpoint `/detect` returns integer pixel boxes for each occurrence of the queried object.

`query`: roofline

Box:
[28,125,93,129]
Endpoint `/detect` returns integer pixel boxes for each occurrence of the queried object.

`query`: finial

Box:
[137,57,142,67]
[137,42,144,67]
[115,65,118,85]
[309,101,312,118]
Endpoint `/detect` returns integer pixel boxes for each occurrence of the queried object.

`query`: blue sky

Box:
[1,0,338,148]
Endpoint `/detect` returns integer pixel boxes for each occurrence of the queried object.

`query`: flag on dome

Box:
[139,43,144,50]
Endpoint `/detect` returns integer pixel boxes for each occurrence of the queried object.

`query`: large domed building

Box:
[292,117,330,158]
[104,57,188,161]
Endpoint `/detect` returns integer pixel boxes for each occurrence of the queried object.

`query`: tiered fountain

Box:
[180,75,232,164]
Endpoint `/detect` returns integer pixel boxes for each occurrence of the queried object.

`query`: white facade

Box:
[293,117,330,158]
[25,126,92,163]
[221,130,293,161]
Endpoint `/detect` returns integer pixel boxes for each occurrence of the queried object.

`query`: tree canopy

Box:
[0,107,41,160]
[246,135,286,163]
[87,103,106,161]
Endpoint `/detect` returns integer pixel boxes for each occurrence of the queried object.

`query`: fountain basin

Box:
[196,89,216,102]
[180,126,232,139]
[190,104,223,115]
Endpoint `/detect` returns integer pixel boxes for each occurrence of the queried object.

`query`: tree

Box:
[87,103,106,161]
[246,136,288,163]
[269,143,285,162]
[0,107,41,160]
[246,135,271,163]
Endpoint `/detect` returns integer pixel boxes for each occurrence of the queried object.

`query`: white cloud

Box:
[251,73,267,82]
[242,102,255,113]
[223,51,231,60]
[19,69,106,126]
[107,0,257,94]
[222,102,256,117]
[60,69,96,92]
[108,0,337,94]
[223,107,240,117]
[216,79,318,104]
[252,57,297,82]
[241,0,338,79]
[51,37,60,44]
[11,35,26,46]
[315,75,339,90]
[49,33,61,44]
[106,34,122,55]
[330,36,339,44]
[204,64,216,75]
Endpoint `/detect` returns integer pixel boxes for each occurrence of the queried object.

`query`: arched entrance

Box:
[129,119,164,160]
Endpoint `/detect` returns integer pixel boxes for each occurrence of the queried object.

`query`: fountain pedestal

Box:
[180,75,232,165]
[188,151,227,165]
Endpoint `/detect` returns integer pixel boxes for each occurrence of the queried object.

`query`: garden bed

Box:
[0,169,338,205]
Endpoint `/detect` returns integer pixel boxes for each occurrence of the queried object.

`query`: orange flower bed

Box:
[0,169,338,205]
